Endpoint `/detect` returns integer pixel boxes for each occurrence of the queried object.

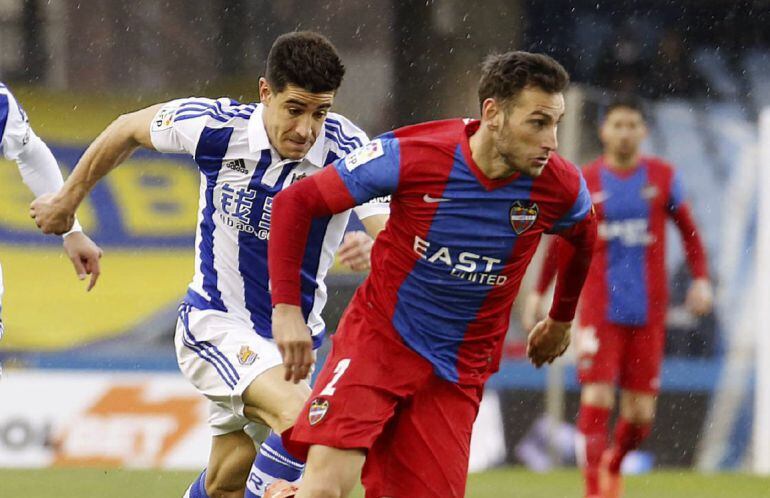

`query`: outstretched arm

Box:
[30,104,162,235]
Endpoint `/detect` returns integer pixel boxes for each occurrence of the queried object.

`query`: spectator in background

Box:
[647,29,711,99]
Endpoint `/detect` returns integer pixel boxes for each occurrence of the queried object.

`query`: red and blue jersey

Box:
[571,157,708,327]
[271,119,594,385]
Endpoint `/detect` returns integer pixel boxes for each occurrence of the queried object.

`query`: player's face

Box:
[491,87,565,177]
[259,78,335,160]
[600,107,647,159]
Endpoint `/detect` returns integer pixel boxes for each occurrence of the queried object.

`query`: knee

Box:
[581,383,615,409]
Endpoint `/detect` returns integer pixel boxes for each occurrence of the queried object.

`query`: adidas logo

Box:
[223,158,248,174]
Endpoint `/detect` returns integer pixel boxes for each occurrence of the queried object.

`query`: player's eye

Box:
[287,107,303,116]
[530,119,545,129]
[314,110,328,119]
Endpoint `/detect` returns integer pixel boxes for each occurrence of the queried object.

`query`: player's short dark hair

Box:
[265,31,345,94]
[604,96,647,122]
[478,51,570,110]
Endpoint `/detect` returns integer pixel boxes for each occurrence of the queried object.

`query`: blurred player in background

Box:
[0,82,102,340]
[29,32,388,498]
[522,98,713,498]
[266,51,596,498]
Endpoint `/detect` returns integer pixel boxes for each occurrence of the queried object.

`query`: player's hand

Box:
[527,317,571,368]
[685,278,713,316]
[337,231,373,271]
[30,193,76,235]
[272,304,314,384]
[62,232,103,291]
[521,292,547,332]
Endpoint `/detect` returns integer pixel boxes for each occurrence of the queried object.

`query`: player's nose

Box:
[543,128,558,151]
[294,116,314,141]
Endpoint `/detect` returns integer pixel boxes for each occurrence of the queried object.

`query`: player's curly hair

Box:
[478,51,569,110]
[265,31,345,93]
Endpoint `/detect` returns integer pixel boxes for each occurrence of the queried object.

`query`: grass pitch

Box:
[0,467,768,498]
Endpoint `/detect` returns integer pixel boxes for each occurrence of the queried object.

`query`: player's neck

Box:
[469,128,517,180]
[605,152,640,171]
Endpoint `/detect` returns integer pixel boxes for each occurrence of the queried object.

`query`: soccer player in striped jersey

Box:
[0,83,102,338]
[522,98,713,498]
[266,51,596,498]
[30,32,388,498]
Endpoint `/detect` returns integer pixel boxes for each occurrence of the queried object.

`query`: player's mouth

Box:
[532,156,549,167]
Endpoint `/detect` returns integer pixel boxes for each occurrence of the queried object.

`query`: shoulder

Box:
[544,153,584,192]
[164,97,257,127]
[387,118,467,158]
[323,112,368,156]
[642,155,678,185]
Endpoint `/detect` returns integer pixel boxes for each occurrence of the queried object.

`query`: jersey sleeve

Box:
[331,137,401,205]
[548,173,592,233]
[149,98,215,156]
[0,89,34,160]
[667,168,686,212]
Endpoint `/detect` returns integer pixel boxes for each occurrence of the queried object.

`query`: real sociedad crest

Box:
[308,398,330,426]
[510,200,539,234]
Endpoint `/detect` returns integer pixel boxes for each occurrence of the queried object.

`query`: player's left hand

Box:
[527,317,571,368]
[685,278,713,316]
[337,231,374,272]
[30,192,76,235]
[62,232,103,291]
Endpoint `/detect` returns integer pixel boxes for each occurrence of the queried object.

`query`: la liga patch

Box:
[308,398,330,426]
[151,106,175,131]
[345,139,383,171]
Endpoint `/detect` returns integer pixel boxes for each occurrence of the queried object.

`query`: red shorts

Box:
[284,305,483,498]
[575,320,665,393]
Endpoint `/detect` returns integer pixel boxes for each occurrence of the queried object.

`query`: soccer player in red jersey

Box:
[265,51,597,498]
[523,98,713,498]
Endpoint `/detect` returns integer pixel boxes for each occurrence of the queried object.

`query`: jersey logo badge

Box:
[510,200,539,234]
[237,346,258,366]
[223,158,249,175]
[308,398,330,426]
[422,194,450,203]
[344,139,383,171]
[291,172,307,185]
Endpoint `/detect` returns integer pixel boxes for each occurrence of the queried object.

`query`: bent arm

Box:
[547,209,597,322]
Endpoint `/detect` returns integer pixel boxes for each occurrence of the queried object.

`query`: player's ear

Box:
[482,98,502,130]
[258,78,272,104]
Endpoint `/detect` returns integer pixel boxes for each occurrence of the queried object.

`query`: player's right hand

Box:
[30,193,76,235]
[521,292,546,332]
[527,317,571,368]
[272,304,314,384]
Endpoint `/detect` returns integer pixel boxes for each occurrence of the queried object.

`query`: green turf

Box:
[0,467,768,498]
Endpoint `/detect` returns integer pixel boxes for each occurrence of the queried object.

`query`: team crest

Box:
[237,345,257,366]
[509,200,539,234]
[308,398,330,426]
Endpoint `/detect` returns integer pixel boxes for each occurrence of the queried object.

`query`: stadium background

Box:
[0,0,769,496]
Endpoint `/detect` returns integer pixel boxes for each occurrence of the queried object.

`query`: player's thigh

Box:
[577,321,624,386]
[619,323,665,394]
[299,445,366,498]
[285,308,432,461]
[581,382,616,408]
[205,429,258,495]
[175,305,286,427]
[363,377,482,498]
[242,364,312,433]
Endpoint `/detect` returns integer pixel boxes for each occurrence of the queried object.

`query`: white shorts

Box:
[175,303,283,435]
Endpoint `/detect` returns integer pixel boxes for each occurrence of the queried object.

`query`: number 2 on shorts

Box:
[319,358,351,396]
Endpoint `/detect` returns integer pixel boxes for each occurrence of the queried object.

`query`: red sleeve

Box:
[534,237,559,294]
[548,208,597,322]
[670,203,709,279]
[269,167,357,306]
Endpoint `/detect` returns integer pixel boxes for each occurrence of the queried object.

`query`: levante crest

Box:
[308,398,330,426]
[509,200,539,234]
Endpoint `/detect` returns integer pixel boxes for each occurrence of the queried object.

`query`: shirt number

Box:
[319,358,351,396]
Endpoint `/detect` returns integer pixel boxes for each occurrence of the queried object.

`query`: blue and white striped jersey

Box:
[0,83,33,160]
[150,98,388,345]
